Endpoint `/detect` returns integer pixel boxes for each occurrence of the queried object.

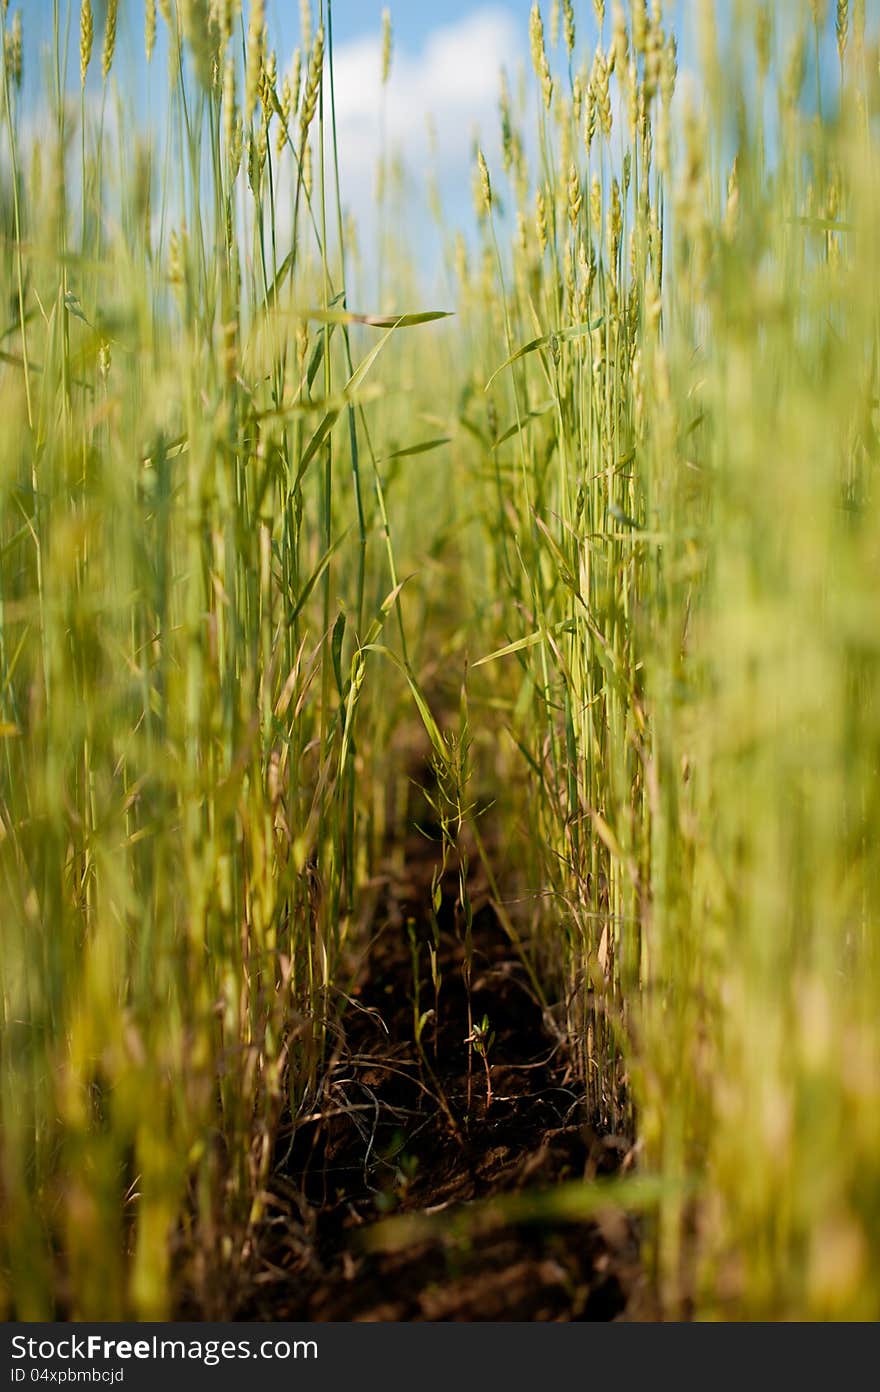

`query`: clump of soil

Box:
[237,825,643,1322]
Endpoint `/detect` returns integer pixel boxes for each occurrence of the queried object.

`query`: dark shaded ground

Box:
[236,822,644,1322]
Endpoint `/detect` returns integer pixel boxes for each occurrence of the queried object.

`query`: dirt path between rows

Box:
[235,813,644,1321]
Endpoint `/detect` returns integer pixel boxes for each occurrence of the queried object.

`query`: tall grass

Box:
[461,0,880,1318]
[1,0,879,1323]
[0,0,439,1318]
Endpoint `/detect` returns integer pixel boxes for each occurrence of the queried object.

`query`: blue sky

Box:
[12,3,846,295]
[19,2,535,89]
[297,0,513,48]
[21,2,530,56]
[17,2,538,287]
[13,4,848,133]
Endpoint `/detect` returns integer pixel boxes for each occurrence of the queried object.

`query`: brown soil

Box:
[235,820,644,1322]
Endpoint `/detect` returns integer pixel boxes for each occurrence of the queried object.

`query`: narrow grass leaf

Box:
[484,318,603,390]
[381,436,450,463]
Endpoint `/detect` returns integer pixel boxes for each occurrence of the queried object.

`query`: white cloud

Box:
[324,7,524,257]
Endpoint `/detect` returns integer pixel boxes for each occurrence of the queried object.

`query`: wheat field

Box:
[1,0,878,1321]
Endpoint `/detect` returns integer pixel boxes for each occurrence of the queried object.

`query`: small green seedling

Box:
[465,1013,495,1111]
